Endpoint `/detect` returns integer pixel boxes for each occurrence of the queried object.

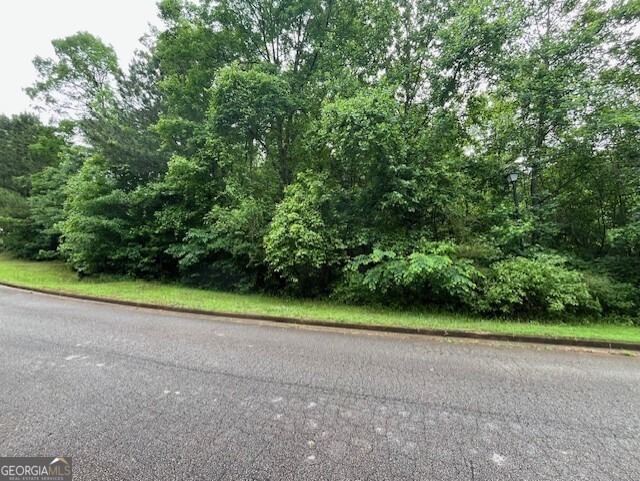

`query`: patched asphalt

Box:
[0,285,638,480]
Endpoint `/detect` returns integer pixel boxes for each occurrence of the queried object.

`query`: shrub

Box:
[581,272,638,317]
[334,242,483,307]
[603,219,640,286]
[264,171,346,294]
[477,254,598,317]
[58,156,131,275]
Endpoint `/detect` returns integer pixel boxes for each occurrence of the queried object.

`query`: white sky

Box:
[0,0,160,116]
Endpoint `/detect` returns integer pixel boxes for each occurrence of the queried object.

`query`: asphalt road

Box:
[0,286,638,480]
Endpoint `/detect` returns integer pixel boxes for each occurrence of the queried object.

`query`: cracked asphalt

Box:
[0,286,639,480]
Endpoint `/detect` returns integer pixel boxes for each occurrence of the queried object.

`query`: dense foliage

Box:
[1,0,639,322]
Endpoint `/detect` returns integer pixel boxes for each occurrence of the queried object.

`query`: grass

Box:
[0,253,638,344]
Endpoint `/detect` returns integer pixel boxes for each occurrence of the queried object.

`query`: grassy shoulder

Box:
[0,253,638,343]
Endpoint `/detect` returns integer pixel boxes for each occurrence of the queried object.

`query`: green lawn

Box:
[0,253,638,344]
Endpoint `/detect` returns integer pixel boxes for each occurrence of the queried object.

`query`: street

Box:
[0,285,638,480]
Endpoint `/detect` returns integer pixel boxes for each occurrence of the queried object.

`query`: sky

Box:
[0,0,160,116]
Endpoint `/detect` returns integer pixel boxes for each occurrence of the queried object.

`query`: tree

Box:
[0,114,63,195]
[264,171,345,293]
[27,32,121,121]
[0,114,66,256]
[210,63,294,184]
[484,0,611,243]
[87,44,170,182]
[23,148,86,259]
[57,155,131,274]
[154,0,233,154]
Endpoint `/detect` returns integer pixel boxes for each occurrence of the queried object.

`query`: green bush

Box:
[581,272,638,317]
[172,196,272,290]
[604,219,640,286]
[58,156,132,275]
[478,254,599,317]
[137,154,221,280]
[264,171,346,294]
[23,150,84,259]
[334,242,482,307]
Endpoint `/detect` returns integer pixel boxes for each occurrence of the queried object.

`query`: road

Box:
[0,285,638,480]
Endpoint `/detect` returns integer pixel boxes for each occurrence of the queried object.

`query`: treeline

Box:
[1,0,639,320]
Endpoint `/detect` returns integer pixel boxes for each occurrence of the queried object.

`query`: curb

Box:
[1,281,639,352]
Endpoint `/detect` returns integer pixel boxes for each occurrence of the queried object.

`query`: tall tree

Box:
[0,114,66,255]
[27,32,121,121]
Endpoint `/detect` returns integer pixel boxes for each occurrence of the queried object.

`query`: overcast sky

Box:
[0,0,160,116]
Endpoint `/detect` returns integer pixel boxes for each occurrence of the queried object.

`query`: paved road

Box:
[0,286,638,480]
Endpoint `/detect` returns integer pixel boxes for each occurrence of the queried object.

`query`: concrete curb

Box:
[2,281,639,352]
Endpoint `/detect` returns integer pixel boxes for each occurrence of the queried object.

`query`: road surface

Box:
[0,285,638,480]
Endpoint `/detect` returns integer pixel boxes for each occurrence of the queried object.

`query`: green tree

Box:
[210,64,294,184]
[87,44,170,181]
[264,171,345,293]
[27,32,121,121]
[0,114,66,255]
[57,155,131,274]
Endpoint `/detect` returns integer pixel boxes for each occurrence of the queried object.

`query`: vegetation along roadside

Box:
[0,255,638,344]
[1,1,638,341]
